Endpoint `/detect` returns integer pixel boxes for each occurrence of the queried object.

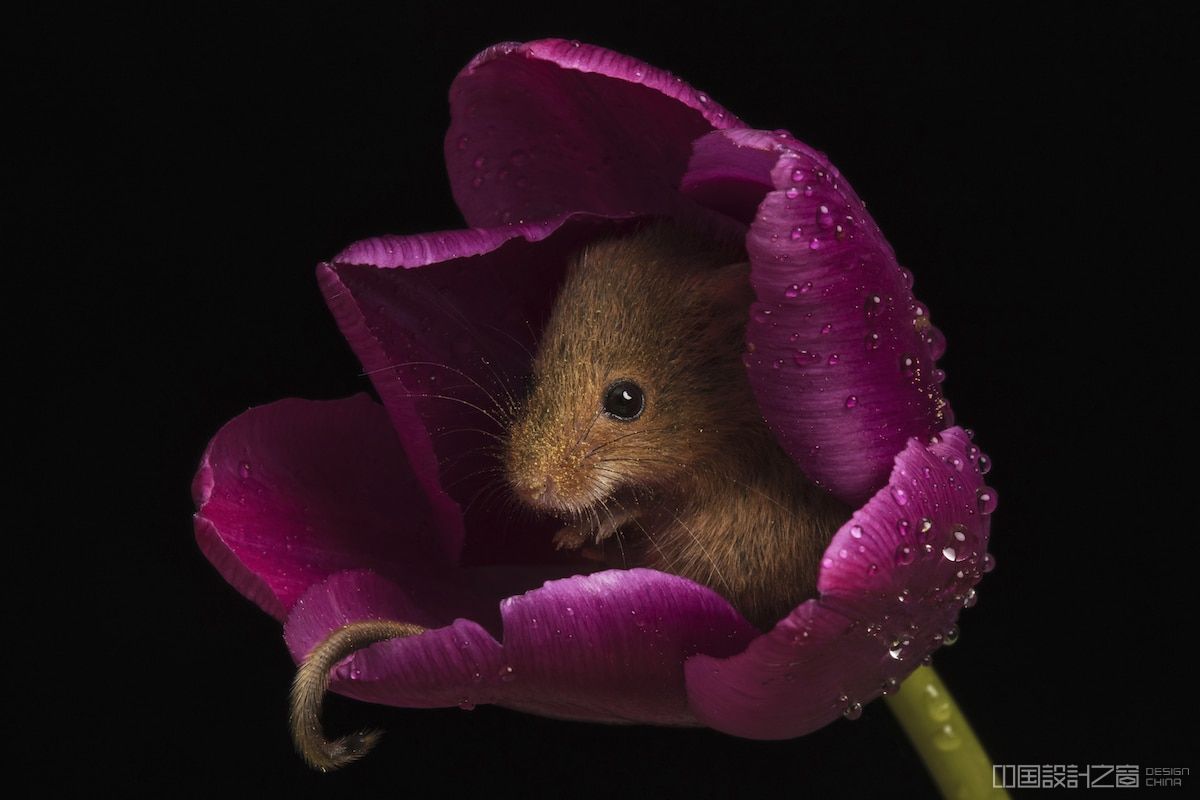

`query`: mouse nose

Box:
[517,475,558,508]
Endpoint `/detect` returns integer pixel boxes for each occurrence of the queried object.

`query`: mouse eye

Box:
[603,380,645,421]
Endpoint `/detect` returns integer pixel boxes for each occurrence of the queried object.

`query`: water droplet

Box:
[864,295,883,317]
[808,237,822,250]
[457,700,476,711]
[943,625,960,646]
[881,677,899,696]
[238,461,252,479]
[820,323,833,335]
[697,93,709,104]
[963,588,978,608]
[888,642,906,659]
[818,206,834,227]
[891,486,909,506]
[785,283,800,297]
[946,455,963,472]
[499,665,516,682]
[843,702,863,720]
[977,488,998,514]
[900,354,917,377]
[791,168,805,182]
[785,186,799,199]
[456,135,469,151]
[922,326,947,359]
[916,517,934,542]
[982,553,996,573]
[899,267,913,288]
[933,368,947,384]
[850,525,863,539]
[793,349,819,366]
[471,176,484,189]
[827,353,840,365]
[895,543,915,566]
[865,332,881,350]
[804,184,814,197]
[942,546,958,561]
[896,518,911,538]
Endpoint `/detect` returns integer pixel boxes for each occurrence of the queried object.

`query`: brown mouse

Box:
[505,222,849,630]
[290,222,848,770]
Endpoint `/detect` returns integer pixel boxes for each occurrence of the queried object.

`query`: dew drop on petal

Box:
[238,461,252,479]
[895,543,915,566]
[891,486,909,506]
[963,588,978,608]
[982,553,997,573]
[843,702,863,720]
[977,488,998,514]
[499,665,516,682]
[978,453,992,474]
[809,237,822,251]
[943,626,960,646]
[916,517,934,542]
[865,332,881,350]
[785,283,800,298]
[785,186,799,199]
[844,395,858,409]
[850,525,863,539]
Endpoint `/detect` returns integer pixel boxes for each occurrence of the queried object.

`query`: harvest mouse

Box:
[505,222,848,631]
[290,222,848,770]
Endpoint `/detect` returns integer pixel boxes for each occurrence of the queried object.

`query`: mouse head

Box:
[505,224,757,517]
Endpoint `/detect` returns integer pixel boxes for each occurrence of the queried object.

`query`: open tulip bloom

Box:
[194,40,1002,797]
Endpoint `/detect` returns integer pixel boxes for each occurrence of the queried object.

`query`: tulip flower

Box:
[194,39,1001,797]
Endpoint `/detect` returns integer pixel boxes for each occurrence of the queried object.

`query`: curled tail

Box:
[290,619,425,771]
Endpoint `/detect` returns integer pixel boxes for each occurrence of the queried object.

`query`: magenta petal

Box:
[193,396,451,619]
[446,39,741,229]
[684,428,992,739]
[285,570,506,708]
[494,568,757,724]
[287,568,758,724]
[683,128,952,506]
[319,214,634,566]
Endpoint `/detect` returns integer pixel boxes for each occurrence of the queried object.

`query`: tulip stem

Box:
[885,665,1009,799]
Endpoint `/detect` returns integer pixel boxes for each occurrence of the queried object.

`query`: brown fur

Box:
[506,223,849,630]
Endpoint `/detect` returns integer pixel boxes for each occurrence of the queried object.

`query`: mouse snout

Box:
[512,474,559,507]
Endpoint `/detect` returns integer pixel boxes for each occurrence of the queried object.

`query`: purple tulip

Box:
[194,38,994,750]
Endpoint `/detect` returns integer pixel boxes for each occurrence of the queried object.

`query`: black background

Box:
[21,2,1189,796]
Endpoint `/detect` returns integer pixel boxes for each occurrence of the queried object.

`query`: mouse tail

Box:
[290,619,425,771]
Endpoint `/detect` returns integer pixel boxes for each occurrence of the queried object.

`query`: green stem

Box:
[885,666,1009,799]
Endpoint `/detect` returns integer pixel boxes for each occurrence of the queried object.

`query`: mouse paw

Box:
[553,526,590,551]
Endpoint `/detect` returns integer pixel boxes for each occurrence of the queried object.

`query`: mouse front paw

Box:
[552,526,590,551]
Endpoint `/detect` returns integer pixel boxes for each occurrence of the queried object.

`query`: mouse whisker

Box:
[395,392,508,430]
[652,500,735,600]
[604,492,674,573]
[371,360,517,424]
